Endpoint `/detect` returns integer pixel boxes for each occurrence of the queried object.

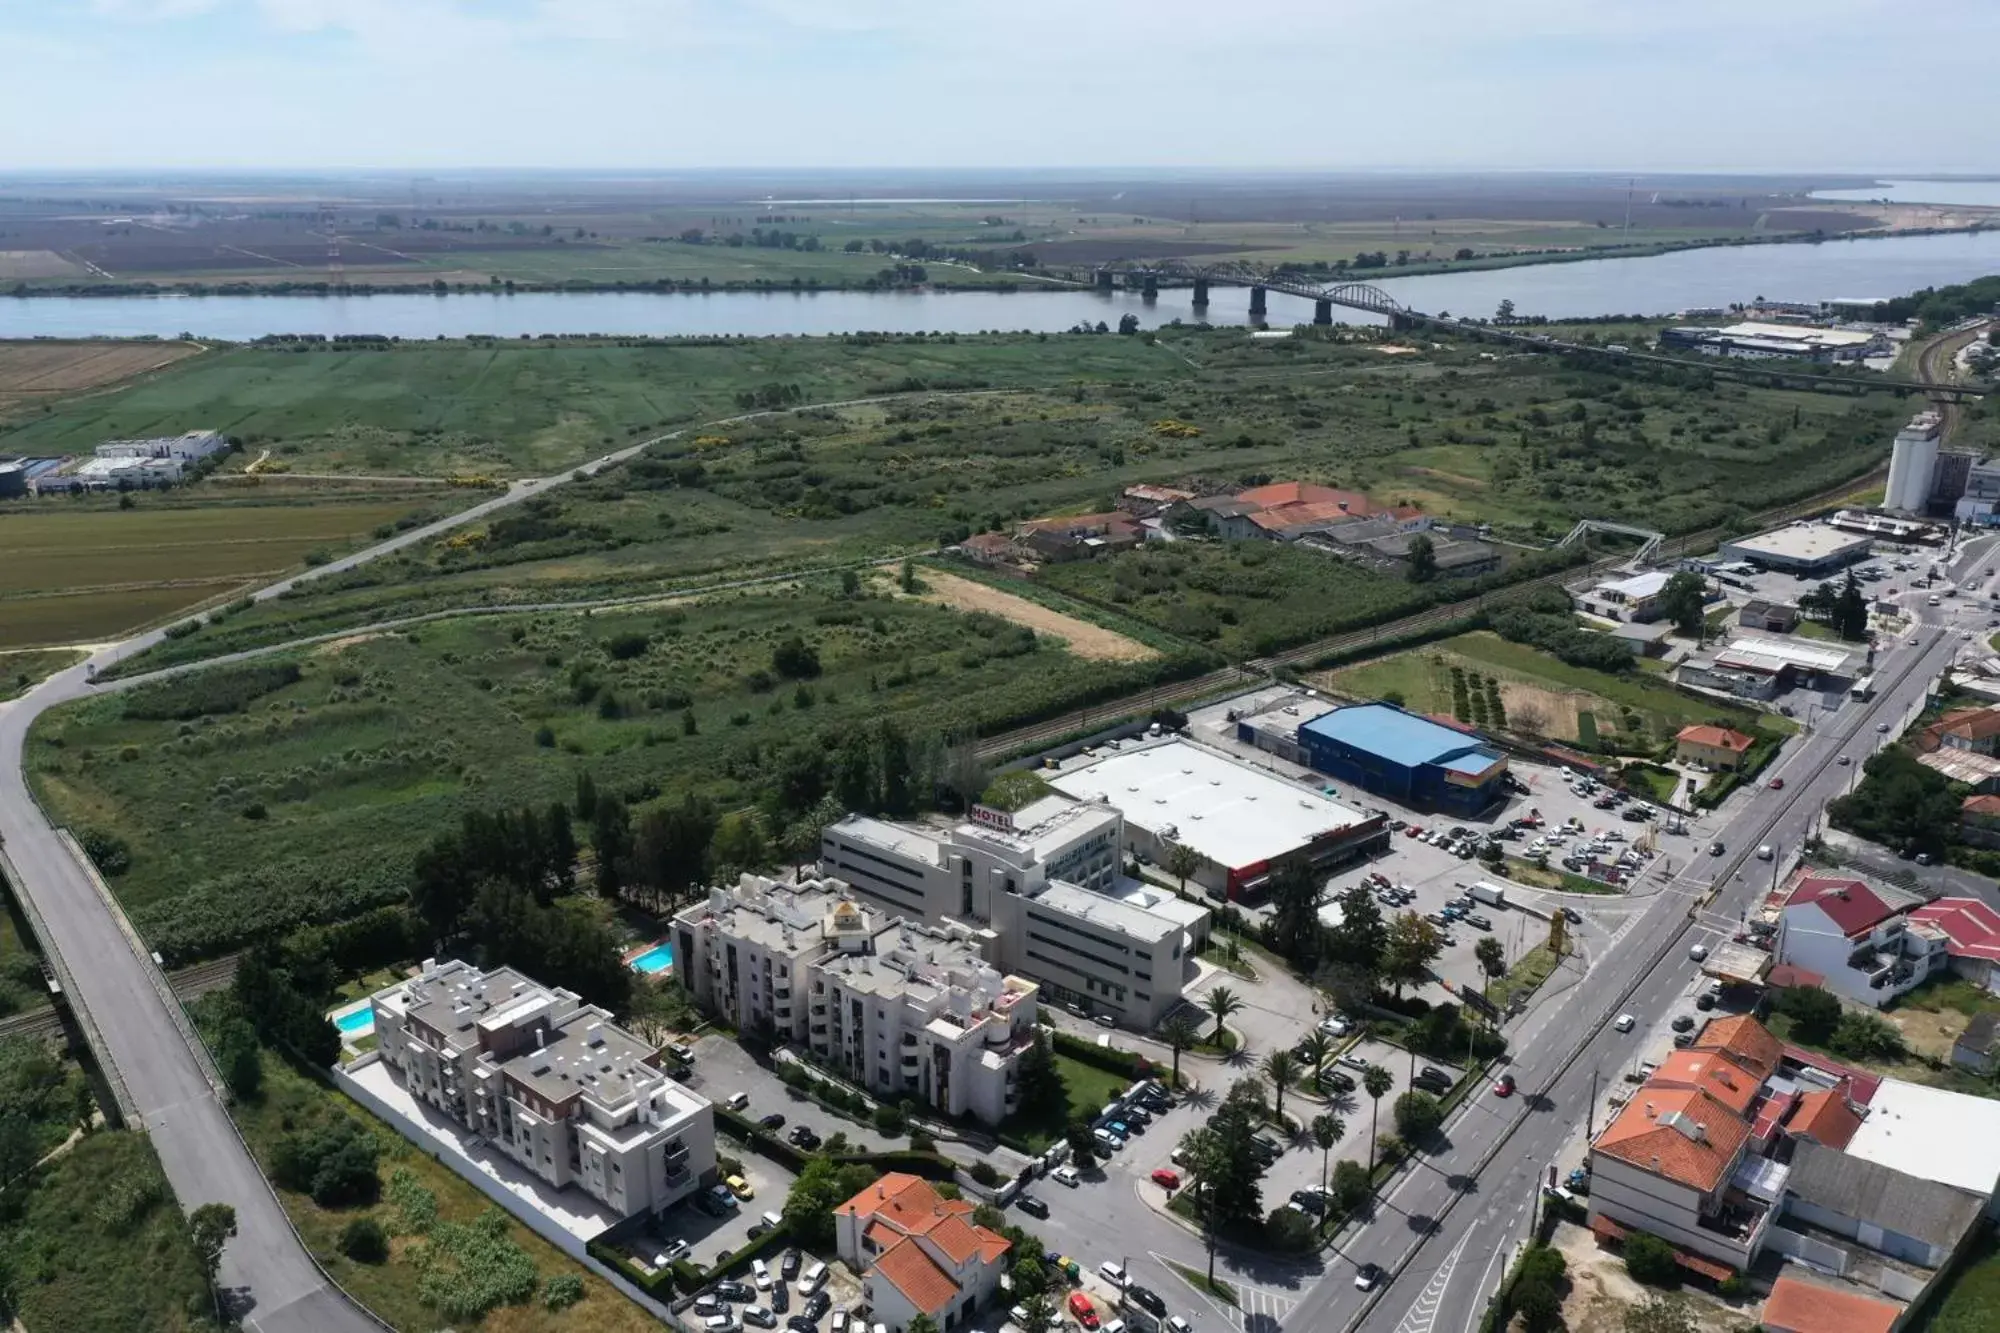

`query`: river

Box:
[6,227,2000,341]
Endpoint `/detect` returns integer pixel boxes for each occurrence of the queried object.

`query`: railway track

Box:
[0,952,239,1045]
[1916,322,1988,439]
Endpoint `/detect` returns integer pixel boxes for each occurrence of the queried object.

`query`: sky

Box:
[4,0,1998,173]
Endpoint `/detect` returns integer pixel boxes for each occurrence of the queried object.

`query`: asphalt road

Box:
[1307,532,2000,1333]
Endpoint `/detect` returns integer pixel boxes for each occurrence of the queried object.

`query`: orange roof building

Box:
[1691,1013,1784,1081]
[1676,724,1755,754]
[1593,1086,1751,1193]
[1787,1086,1863,1150]
[1648,1049,1765,1116]
[1760,1274,1900,1333]
[837,1174,1010,1330]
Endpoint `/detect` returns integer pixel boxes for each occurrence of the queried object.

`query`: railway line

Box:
[0,953,240,1044]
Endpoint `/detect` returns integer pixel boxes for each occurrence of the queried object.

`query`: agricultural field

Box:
[30,582,1203,962]
[0,494,435,646]
[0,334,1178,476]
[1317,630,1768,747]
[0,338,205,425]
[106,327,1907,677]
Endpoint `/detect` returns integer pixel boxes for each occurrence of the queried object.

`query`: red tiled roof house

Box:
[837,1173,1010,1332]
[1774,876,1950,1009]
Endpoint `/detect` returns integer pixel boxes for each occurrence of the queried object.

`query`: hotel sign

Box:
[969,804,1016,832]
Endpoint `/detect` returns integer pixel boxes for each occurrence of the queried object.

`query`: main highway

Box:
[1280,532,2000,1333]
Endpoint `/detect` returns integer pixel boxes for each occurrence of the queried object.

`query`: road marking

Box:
[1391,1227,1473,1333]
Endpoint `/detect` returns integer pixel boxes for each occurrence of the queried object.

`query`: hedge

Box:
[1050,1030,1153,1081]
[716,1105,957,1183]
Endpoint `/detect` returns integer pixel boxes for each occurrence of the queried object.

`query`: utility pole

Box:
[1586,1067,1599,1140]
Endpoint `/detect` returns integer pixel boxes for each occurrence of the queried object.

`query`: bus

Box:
[1851,676,1875,702]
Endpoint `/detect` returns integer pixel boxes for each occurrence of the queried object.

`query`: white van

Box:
[797,1261,827,1295]
[1098,1260,1128,1288]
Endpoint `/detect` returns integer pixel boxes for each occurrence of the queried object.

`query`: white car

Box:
[1614,1014,1636,1033]
[1689,944,1709,962]
[1168,1319,1193,1333]
[753,1259,772,1291]
[1053,1166,1081,1188]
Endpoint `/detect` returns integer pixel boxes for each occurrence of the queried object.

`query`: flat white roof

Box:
[1031,880,1181,944]
[1719,321,1878,347]
[1723,524,1872,563]
[1596,570,1671,598]
[1715,635,1855,675]
[1048,737,1369,872]
[1847,1077,2000,1200]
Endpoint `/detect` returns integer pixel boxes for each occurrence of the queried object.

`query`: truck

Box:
[1469,881,1509,907]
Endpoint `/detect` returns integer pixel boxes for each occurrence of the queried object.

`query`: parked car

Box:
[1696,991,1718,1012]
[716,1281,754,1302]
[1670,1015,1695,1033]
[1126,1285,1166,1317]
[805,1293,831,1323]
[1150,1168,1181,1190]
[1017,1194,1051,1219]
[759,1113,786,1130]
[1053,1166,1081,1188]
[788,1126,821,1151]
[753,1259,773,1291]
[1069,1293,1100,1329]
[726,1174,755,1200]
[781,1249,802,1282]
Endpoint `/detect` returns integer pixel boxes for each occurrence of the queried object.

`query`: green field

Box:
[1921,1229,2000,1333]
[96,328,1905,676]
[31,583,1202,962]
[0,335,1180,476]
[0,496,434,646]
[1320,631,1768,746]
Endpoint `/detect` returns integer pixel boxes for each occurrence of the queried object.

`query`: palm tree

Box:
[1164,839,1203,897]
[1362,1063,1394,1176]
[1297,1030,1333,1092]
[1179,1125,1226,1284]
[1204,986,1243,1046]
[1262,1049,1298,1124]
[1160,1012,1203,1087]
[1311,1113,1345,1201]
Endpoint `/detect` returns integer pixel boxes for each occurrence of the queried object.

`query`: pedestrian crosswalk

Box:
[1150,1253,1296,1330]
[1233,1283,1296,1326]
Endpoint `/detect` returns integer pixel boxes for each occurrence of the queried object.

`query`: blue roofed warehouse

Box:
[1298,703,1509,817]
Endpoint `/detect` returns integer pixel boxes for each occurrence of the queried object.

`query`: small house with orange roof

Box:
[1588,1081,1767,1270]
[836,1173,1011,1332]
[1674,724,1756,771]
[1689,1013,1785,1082]
[1760,1273,1900,1333]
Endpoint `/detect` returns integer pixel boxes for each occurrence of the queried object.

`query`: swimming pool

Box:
[629,943,674,975]
[333,1007,375,1036]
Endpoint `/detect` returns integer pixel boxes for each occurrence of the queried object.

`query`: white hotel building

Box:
[818,795,1205,1029]
[674,875,1041,1125]
[368,959,715,1222]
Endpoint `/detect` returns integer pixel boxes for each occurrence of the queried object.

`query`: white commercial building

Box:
[1048,736,1384,900]
[673,874,1042,1125]
[94,428,227,463]
[1887,411,1945,514]
[1843,1077,2000,1216]
[368,959,714,1222]
[820,794,1202,1029]
[1717,523,1873,576]
[1578,569,1672,623]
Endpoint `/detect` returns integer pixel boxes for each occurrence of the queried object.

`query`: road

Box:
[1297,532,2000,1333]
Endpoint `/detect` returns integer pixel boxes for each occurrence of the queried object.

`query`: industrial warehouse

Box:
[1230,699,1511,818]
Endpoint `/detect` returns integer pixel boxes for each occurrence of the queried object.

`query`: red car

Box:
[1151,1168,1181,1190]
[1492,1073,1516,1098]
[1404,826,1422,838]
[1068,1293,1099,1329]
[1768,778,1785,790]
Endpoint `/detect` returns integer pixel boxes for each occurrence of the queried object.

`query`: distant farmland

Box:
[0,340,206,426]
[0,498,428,646]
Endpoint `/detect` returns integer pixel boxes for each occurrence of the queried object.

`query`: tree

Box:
[1828,748,1962,858]
[1160,1011,1204,1086]
[1330,1158,1371,1213]
[1622,1231,1680,1287]
[1393,1089,1443,1144]
[1323,884,1387,977]
[591,795,632,895]
[1777,985,1841,1045]
[1657,570,1709,641]
[1015,1029,1066,1113]
[188,1202,237,1321]
[339,1216,389,1263]
[1496,299,1516,321]
[1833,569,1870,640]
[1261,1049,1298,1124]
[1164,839,1204,896]
[1383,911,1445,997]
[1204,986,1243,1044]
[783,1157,881,1249]
[1405,533,1439,584]
[1065,1121,1099,1171]
[1310,1113,1345,1201]
[1623,1297,1697,1333]
[1019,1292,1056,1333]
[1510,1245,1568,1333]
[907,1314,941,1333]
[1475,935,1507,979]
[1362,1064,1394,1175]
[1266,861,1325,968]
[1117,313,1141,335]
[217,1017,262,1101]
[1297,1030,1334,1091]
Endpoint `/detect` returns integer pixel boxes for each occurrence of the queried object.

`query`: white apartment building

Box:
[673,874,1042,1125]
[1774,876,1949,1009]
[369,959,714,1222]
[820,797,1201,1029]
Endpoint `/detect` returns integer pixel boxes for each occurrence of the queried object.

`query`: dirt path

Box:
[914,569,1158,662]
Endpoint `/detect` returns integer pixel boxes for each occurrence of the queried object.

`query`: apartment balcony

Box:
[663,1137,689,1165]
[665,1160,690,1186]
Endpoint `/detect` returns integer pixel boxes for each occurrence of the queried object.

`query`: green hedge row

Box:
[1049,1030,1154,1082]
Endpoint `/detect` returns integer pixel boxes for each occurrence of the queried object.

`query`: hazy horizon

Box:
[6,1,1998,174]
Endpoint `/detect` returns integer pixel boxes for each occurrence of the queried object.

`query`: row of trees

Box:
[1796,570,1871,641]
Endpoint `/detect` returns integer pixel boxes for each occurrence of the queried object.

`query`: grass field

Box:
[1921,1229,2000,1333]
[0,335,1181,476]
[31,584,1201,962]
[2,1130,213,1333]
[1319,631,1767,747]
[232,1050,659,1333]
[1,646,88,698]
[0,338,206,425]
[0,496,433,646]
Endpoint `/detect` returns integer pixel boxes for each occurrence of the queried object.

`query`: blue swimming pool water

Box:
[334,1007,375,1035]
[629,943,674,975]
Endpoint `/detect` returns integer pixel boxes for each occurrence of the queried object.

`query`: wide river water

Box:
[6,227,2000,341]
